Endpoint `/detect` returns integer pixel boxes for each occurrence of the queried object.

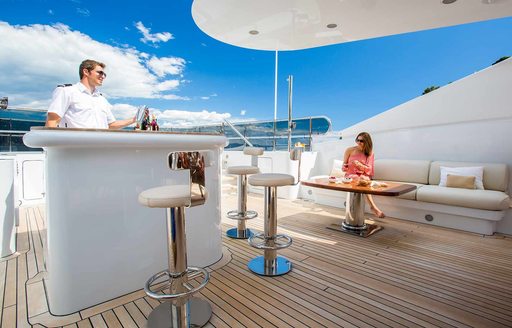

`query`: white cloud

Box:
[161,95,190,101]
[156,80,180,91]
[111,103,233,128]
[201,93,217,100]
[111,103,138,120]
[0,22,188,107]
[76,8,90,17]
[240,110,246,116]
[147,56,186,77]
[134,21,173,44]
[48,9,54,15]
[158,109,231,127]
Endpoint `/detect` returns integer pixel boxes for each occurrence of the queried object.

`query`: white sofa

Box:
[302,159,511,235]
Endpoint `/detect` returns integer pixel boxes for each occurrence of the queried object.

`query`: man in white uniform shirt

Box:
[45,59,135,129]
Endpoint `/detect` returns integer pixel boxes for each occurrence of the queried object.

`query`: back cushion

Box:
[330,159,345,177]
[429,161,508,192]
[374,159,431,184]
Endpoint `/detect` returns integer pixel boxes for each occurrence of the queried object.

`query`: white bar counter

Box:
[23,127,227,315]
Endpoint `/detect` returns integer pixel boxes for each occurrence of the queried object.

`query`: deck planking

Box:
[0,192,511,327]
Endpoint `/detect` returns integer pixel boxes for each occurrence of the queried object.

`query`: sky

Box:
[1,1,511,131]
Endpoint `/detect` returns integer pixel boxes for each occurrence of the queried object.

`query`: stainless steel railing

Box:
[0,130,42,152]
[222,117,315,151]
[223,119,254,147]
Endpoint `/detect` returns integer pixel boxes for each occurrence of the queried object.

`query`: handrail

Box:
[287,75,293,152]
[226,135,308,140]
[222,115,318,151]
[0,130,28,134]
[223,119,253,147]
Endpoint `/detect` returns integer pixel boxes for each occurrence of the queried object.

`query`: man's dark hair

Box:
[79,59,105,79]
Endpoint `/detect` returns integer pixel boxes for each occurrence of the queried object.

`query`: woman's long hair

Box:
[357,132,373,157]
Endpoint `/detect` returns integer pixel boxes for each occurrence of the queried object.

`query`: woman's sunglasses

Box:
[355,138,364,143]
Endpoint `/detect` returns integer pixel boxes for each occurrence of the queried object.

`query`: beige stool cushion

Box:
[243,147,264,156]
[227,165,260,175]
[139,185,208,208]
[249,173,295,187]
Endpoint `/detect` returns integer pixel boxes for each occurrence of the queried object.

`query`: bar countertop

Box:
[24,127,228,149]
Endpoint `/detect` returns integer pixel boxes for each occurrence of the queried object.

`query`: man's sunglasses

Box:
[94,70,107,78]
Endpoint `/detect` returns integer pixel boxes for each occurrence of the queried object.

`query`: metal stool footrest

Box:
[227,210,258,220]
[144,266,209,301]
[248,233,292,250]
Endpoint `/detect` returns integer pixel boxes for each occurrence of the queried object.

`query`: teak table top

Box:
[301,178,417,196]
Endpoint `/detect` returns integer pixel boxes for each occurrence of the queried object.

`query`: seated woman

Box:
[342,132,385,218]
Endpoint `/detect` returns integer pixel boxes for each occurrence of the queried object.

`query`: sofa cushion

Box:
[429,161,509,192]
[376,181,424,200]
[374,159,431,184]
[416,185,511,211]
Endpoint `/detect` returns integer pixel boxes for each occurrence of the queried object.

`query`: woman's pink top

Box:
[345,152,374,177]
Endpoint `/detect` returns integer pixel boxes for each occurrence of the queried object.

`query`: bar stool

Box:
[226,147,264,239]
[138,151,211,328]
[247,146,303,276]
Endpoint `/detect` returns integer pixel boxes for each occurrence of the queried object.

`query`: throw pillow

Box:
[439,166,484,190]
[446,174,476,189]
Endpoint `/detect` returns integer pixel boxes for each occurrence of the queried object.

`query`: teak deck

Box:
[1,183,512,327]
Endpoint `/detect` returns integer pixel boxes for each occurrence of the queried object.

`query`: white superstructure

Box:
[192,0,512,51]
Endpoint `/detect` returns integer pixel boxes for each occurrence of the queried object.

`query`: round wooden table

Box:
[301,178,416,237]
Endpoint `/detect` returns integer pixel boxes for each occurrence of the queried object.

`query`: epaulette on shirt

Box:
[57,84,73,87]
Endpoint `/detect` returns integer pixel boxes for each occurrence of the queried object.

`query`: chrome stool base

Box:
[328,222,382,238]
[342,220,367,231]
[248,233,292,250]
[144,267,209,302]
[226,210,258,220]
[147,297,212,328]
[226,171,259,240]
[226,227,254,239]
[226,209,258,239]
[248,256,292,276]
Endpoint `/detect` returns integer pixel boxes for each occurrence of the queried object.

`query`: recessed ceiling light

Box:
[249,30,259,35]
[441,0,457,4]
[326,23,337,29]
